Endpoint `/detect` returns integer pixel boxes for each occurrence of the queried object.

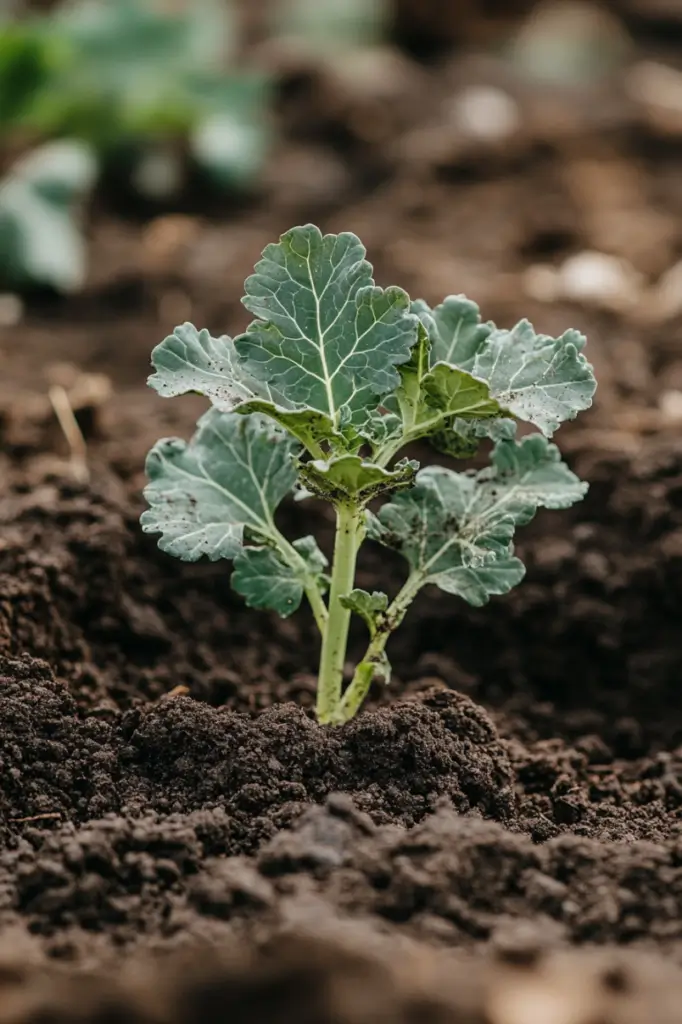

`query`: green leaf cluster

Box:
[0,0,269,289]
[0,1,268,185]
[142,224,596,724]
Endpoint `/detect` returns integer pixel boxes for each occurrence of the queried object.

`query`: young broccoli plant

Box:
[142,225,596,725]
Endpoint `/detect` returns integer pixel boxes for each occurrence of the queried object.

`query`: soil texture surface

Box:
[4,1,682,1020]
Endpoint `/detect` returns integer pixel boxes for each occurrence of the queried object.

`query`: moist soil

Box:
[5,3,682,1021]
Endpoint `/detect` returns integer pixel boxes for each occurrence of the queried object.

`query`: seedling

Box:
[142,225,596,725]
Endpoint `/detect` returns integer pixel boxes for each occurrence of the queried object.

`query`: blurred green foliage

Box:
[0,0,269,290]
[0,0,392,292]
[0,0,268,179]
[272,0,388,52]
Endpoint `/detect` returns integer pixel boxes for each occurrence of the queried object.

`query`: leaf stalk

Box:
[336,572,422,722]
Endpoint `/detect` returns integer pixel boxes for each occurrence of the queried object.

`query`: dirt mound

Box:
[2,429,682,974]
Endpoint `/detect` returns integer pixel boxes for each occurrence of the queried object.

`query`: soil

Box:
[4,2,682,1021]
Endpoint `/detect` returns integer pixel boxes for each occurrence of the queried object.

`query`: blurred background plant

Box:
[0,0,270,291]
[0,0,404,292]
[2,0,682,375]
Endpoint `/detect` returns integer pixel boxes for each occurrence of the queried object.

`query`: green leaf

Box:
[0,140,97,292]
[340,589,388,636]
[358,408,403,451]
[236,400,343,456]
[141,409,298,561]
[429,428,479,461]
[471,321,596,436]
[368,434,586,603]
[456,417,517,442]
[51,0,198,140]
[394,320,430,429]
[298,454,418,503]
[430,559,526,608]
[422,363,502,421]
[21,0,257,172]
[0,22,66,126]
[57,0,234,92]
[412,296,493,367]
[236,224,419,425]
[431,416,517,460]
[416,299,596,436]
[148,323,340,456]
[293,534,329,576]
[232,535,328,617]
[384,317,503,452]
[482,432,588,509]
[148,323,278,409]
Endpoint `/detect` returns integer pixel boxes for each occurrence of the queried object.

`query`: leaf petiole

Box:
[271,528,329,633]
[336,571,421,722]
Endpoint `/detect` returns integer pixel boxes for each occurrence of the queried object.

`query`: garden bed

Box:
[4,6,682,1019]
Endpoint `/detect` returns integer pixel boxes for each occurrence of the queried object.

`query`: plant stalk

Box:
[336,571,423,723]
[316,501,362,724]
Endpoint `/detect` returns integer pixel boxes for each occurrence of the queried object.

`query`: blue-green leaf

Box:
[473,321,596,436]
[236,224,419,425]
[339,589,388,636]
[148,323,281,409]
[416,297,596,436]
[368,434,586,604]
[412,295,492,367]
[141,409,298,561]
[232,535,328,617]
[56,0,234,98]
[358,408,403,451]
[431,560,526,607]
[272,0,388,51]
[298,454,418,503]
[148,323,341,456]
[191,75,269,187]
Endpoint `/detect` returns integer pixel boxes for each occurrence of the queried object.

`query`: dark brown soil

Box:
[4,2,682,1020]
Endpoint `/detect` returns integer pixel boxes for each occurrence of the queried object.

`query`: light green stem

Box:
[336,643,384,724]
[336,571,423,723]
[316,502,362,724]
[304,575,329,635]
[269,528,329,635]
